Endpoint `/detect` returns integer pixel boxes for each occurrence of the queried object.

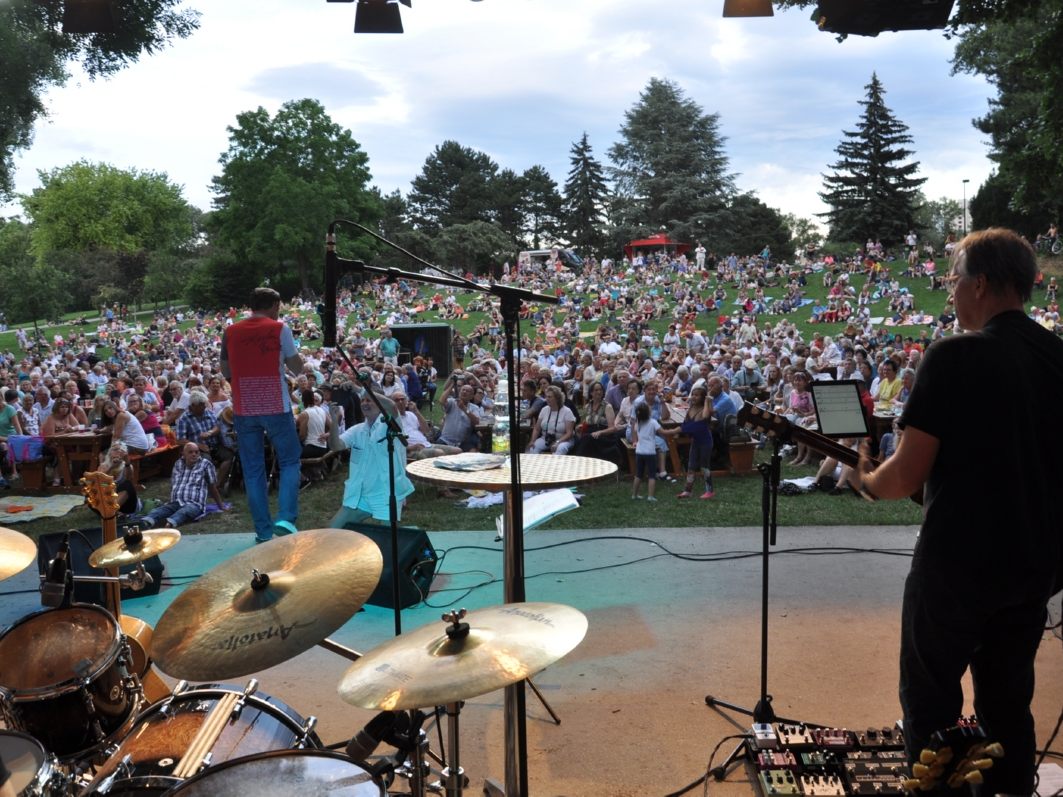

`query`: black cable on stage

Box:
[660,733,751,797]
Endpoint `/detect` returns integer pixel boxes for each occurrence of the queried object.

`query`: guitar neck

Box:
[739,405,861,466]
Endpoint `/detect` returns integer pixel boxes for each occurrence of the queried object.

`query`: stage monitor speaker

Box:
[37,525,165,605]
[388,323,454,378]
[342,523,438,609]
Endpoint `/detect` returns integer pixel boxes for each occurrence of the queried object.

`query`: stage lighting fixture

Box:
[354,0,410,33]
[62,0,118,33]
[723,0,774,17]
[815,0,955,35]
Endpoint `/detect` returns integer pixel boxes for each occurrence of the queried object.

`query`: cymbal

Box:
[151,529,383,681]
[88,528,182,568]
[338,602,588,710]
[0,526,36,582]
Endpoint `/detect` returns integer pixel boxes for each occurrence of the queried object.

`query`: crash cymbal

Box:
[338,602,588,710]
[151,529,383,681]
[0,526,36,582]
[88,528,182,569]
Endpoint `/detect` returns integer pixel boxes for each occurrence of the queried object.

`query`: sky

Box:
[3,0,997,231]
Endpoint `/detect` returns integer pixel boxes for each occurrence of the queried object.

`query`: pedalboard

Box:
[751,724,907,796]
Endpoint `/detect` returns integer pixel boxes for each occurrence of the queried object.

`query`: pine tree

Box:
[563,132,609,257]
[608,78,733,247]
[819,73,926,246]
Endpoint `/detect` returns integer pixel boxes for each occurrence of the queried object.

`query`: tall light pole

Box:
[962,178,970,237]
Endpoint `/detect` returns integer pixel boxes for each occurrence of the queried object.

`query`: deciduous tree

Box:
[210,98,378,295]
[407,141,499,235]
[519,165,563,250]
[0,0,199,199]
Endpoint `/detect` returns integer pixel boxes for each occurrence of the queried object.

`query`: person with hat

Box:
[731,358,766,402]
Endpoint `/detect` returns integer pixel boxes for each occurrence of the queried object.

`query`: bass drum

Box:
[84,683,320,796]
[164,750,386,796]
[0,604,139,759]
[0,730,64,796]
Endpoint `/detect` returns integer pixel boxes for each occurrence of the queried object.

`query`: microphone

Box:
[346,711,399,763]
[323,230,338,348]
[41,534,71,608]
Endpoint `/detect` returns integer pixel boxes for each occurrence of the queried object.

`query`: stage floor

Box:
[3,524,1062,797]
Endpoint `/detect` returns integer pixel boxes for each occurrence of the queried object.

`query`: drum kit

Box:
[0,514,588,796]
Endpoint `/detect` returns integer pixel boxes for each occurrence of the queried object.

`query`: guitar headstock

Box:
[903,721,1003,792]
[737,404,794,443]
[81,471,120,520]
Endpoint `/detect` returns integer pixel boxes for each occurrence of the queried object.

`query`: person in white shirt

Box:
[391,392,461,460]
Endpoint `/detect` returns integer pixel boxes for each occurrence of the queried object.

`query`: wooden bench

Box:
[129,445,181,486]
[300,449,339,483]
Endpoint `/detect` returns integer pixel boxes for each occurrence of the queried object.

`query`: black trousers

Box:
[900,566,1047,794]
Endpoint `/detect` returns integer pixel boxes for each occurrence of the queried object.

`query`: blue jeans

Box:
[234,412,302,541]
[146,500,204,527]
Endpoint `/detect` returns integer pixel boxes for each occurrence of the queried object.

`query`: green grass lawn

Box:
[7,448,921,544]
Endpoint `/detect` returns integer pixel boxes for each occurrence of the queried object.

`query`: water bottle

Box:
[492,379,510,453]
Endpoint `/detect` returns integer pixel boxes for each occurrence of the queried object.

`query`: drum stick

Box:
[174,691,239,778]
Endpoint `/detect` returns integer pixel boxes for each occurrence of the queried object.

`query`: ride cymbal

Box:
[338,602,588,710]
[0,526,35,582]
[88,528,181,568]
[151,529,383,681]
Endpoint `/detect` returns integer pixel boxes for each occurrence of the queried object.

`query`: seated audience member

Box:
[140,442,226,529]
[528,385,577,455]
[93,444,141,517]
[176,391,233,489]
[297,389,331,459]
[330,386,414,528]
[101,399,155,456]
[125,393,165,445]
[392,392,461,460]
[437,377,482,451]
[0,390,23,486]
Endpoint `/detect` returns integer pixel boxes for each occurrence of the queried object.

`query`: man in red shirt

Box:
[221,288,304,544]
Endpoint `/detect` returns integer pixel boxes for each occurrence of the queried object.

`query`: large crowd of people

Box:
[0,235,1059,500]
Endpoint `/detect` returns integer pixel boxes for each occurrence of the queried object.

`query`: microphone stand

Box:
[325,220,558,797]
[355,374,408,636]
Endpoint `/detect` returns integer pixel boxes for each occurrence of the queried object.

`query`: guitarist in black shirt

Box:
[857,228,1063,795]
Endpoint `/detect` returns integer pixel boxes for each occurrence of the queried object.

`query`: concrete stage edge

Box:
[3,525,1062,797]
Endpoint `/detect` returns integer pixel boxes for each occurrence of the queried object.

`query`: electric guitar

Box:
[736,404,923,505]
[81,471,171,701]
[903,721,1003,792]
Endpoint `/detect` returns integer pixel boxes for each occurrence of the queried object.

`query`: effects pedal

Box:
[754,723,779,749]
[759,769,800,795]
[774,722,816,749]
[756,750,799,770]
[799,772,847,796]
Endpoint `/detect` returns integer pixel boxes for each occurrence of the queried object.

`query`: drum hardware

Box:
[149,529,383,681]
[87,527,180,570]
[81,680,321,795]
[0,730,69,796]
[0,604,142,761]
[338,604,588,797]
[0,526,37,582]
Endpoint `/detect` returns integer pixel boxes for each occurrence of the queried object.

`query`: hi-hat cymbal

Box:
[88,528,182,569]
[338,602,588,710]
[0,526,36,582]
[151,529,383,681]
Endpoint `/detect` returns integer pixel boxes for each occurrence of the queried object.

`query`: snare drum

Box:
[0,605,139,759]
[0,730,63,796]
[85,683,320,795]
[165,750,386,796]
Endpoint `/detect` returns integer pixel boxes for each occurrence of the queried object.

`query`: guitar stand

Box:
[702,437,822,780]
